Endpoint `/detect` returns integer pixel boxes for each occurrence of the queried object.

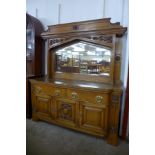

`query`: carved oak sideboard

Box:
[30,18,127,146]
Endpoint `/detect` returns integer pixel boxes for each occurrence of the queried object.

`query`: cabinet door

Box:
[55,98,77,127]
[35,95,52,118]
[79,102,108,136]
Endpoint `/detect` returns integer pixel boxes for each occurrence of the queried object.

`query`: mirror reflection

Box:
[55,42,111,76]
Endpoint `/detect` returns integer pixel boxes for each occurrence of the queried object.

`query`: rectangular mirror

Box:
[55,41,111,76]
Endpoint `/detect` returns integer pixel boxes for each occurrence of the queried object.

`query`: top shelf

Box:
[42,18,127,38]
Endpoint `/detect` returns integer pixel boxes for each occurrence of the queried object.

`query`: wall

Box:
[26,0,59,29]
[26,0,129,136]
[26,0,104,29]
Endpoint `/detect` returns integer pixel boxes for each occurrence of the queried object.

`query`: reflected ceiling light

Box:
[57,49,66,52]
[76,42,85,48]
[66,51,72,54]
[72,51,79,55]
[96,47,104,51]
[104,51,111,56]
[72,45,85,51]
[87,51,95,55]
[56,51,62,54]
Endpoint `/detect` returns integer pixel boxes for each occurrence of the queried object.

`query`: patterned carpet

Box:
[26,119,129,155]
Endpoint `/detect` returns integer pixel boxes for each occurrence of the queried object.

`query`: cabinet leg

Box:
[107,131,118,146]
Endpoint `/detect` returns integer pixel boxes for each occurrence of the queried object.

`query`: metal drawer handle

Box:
[71,92,78,100]
[55,89,60,96]
[96,96,103,104]
[35,86,42,93]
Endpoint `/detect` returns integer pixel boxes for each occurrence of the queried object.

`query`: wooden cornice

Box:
[41,18,127,39]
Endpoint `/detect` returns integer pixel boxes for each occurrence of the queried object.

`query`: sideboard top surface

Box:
[30,77,122,92]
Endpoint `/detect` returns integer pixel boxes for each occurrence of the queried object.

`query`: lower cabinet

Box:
[32,92,108,136]
[30,81,121,146]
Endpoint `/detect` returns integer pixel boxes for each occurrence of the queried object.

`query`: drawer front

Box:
[32,83,55,95]
[67,88,110,106]
[31,83,110,107]
[32,83,64,97]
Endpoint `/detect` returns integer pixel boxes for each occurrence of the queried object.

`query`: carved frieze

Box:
[85,35,112,43]
[49,37,70,48]
[49,35,113,49]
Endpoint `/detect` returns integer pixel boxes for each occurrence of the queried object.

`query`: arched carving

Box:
[49,34,113,49]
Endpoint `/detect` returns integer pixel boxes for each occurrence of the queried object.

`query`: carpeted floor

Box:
[26,119,129,155]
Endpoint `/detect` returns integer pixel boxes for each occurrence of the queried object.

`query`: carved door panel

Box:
[55,98,77,127]
[35,95,53,118]
[79,102,108,136]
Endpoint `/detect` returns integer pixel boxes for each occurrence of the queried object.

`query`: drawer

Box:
[31,83,55,95]
[31,83,66,97]
[66,89,110,106]
[31,83,110,106]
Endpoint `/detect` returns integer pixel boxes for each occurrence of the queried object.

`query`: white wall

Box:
[26,0,129,136]
[59,0,104,24]
[26,0,59,29]
[26,0,104,29]
[105,0,124,23]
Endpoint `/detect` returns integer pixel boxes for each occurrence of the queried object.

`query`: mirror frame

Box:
[42,18,127,85]
[48,38,115,84]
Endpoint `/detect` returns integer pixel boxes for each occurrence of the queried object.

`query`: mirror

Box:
[26,29,34,60]
[55,41,111,76]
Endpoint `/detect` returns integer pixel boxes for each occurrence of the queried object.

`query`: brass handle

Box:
[96,96,103,104]
[71,92,78,100]
[35,86,42,93]
[54,89,60,96]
